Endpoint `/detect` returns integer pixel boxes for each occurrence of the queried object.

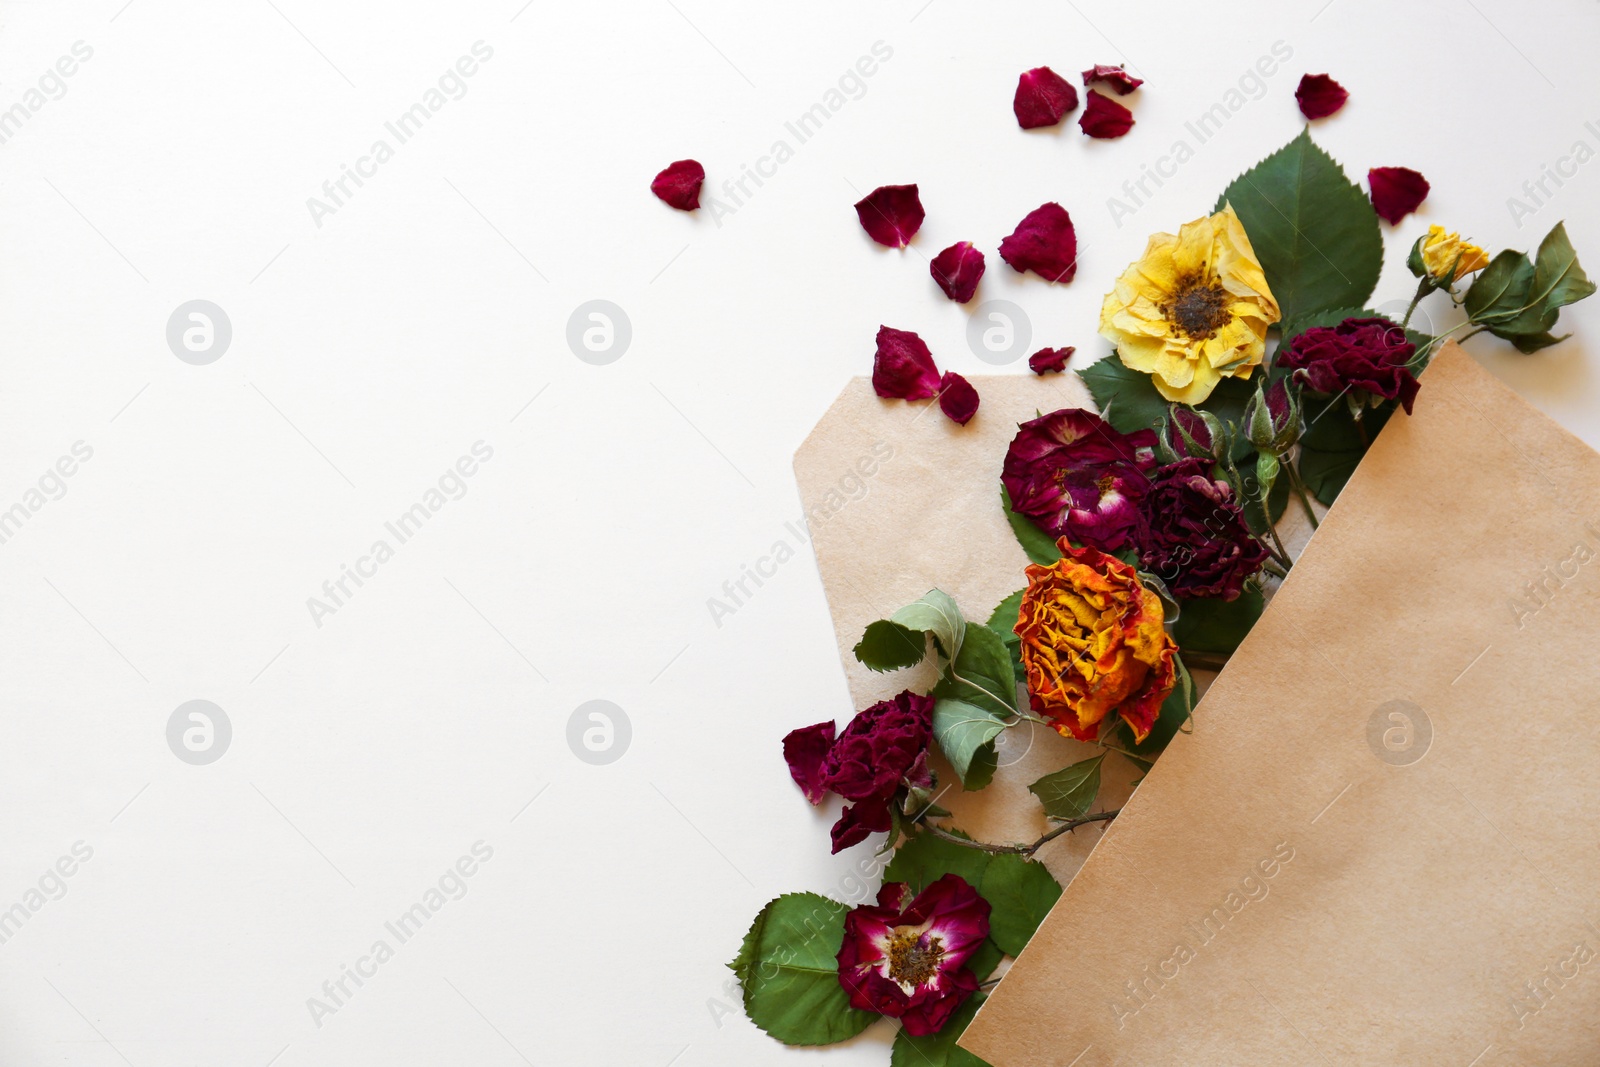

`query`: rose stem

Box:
[1178,650,1230,672]
[923,812,1119,857]
[1285,464,1321,529]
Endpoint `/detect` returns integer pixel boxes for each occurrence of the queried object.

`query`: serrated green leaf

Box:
[890,994,993,1067]
[1078,355,1169,436]
[968,938,1004,982]
[1027,755,1105,821]
[854,619,928,673]
[1464,249,1537,327]
[730,893,876,1045]
[1173,588,1264,657]
[885,829,993,895]
[981,852,1063,956]
[1001,486,1062,566]
[933,623,1020,718]
[1278,305,1379,347]
[989,589,1028,686]
[931,698,1004,790]
[1216,129,1383,323]
[891,590,966,665]
[1298,395,1394,505]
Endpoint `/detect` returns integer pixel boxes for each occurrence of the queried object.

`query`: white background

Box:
[0,0,1596,1063]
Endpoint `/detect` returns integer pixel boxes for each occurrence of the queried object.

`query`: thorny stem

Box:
[923,811,1120,857]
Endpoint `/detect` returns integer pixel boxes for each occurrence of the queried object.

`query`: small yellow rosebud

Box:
[1420,226,1490,283]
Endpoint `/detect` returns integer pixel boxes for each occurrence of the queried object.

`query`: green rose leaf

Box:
[931,698,1005,791]
[981,851,1064,956]
[1298,395,1395,505]
[885,829,993,895]
[988,589,1027,686]
[1217,129,1383,323]
[1531,221,1597,314]
[968,938,1004,982]
[1278,305,1377,348]
[1079,355,1169,436]
[891,590,967,665]
[730,893,876,1046]
[1173,588,1265,657]
[1466,223,1597,349]
[933,623,1020,718]
[1026,754,1105,821]
[1001,486,1063,566]
[854,619,929,673]
[890,993,993,1067]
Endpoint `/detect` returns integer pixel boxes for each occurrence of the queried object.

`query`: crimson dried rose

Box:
[1276,316,1420,415]
[1001,408,1158,552]
[1295,73,1348,119]
[930,241,985,303]
[650,159,704,210]
[938,371,979,425]
[1079,90,1134,138]
[1013,66,1078,129]
[1135,458,1270,601]
[872,326,941,401]
[1028,346,1074,375]
[854,184,925,248]
[1082,63,1143,95]
[1368,166,1429,225]
[820,691,933,851]
[999,203,1079,283]
[837,874,991,1035]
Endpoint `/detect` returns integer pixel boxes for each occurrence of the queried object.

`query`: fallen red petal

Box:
[1081,64,1143,95]
[1028,347,1075,375]
[930,242,986,303]
[1013,66,1079,129]
[1079,90,1135,138]
[873,326,941,400]
[854,184,925,248]
[650,159,704,211]
[999,203,1079,283]
[1295,73,1348,120]
[1368,166,1430,225]
[938,372,979,425]
[782,721,836,804]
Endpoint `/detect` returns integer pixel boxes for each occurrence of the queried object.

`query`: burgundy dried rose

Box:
[651,159,704,210]
[1028,346,1074,375]
[1135,458,1270,601]
[1277,316,1420,415]
[930,241,986,303]
[1001,408,1158,552]
[872,326,941,401]
[999,203,1078,283]
[1082,63,1143,95]
[1079,90,1135,139]
[1295,73,1348,119]
[938,372,979,426]
[1368,167,1429,225]
[837,874,991,1035]
[854,184,925,248]
[1013,66,1078,129]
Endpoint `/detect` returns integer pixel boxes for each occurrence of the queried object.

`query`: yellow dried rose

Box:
[1099,204,1281,405]
[1419,225,1490,282]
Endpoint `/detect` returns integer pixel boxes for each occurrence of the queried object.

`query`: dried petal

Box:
[650,159,704,211]
[1028,347,1074,375]
[999,203,1079,283]
[1013,66,1079,129]
[782,721,836,804]
[1078,90,1135,138]
[872,326,941,400]
[1081,63,1143,95]
[1295,73,1348,120]
[854,184,925,248]
[938,372,979,425]
[929,241,986,303]
[1368,167,1430,225]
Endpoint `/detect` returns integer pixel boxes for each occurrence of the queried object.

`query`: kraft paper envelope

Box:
[961,342,1600,1066]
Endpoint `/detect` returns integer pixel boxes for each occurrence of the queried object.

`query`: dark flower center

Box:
[1163,278,1232,340]
[885,929,944,986]
[1095,473,1117,494]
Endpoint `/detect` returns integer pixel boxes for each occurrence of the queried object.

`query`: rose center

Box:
[1163,278,1232,340]
[884,928,945,986]
[1095,473,1116,494]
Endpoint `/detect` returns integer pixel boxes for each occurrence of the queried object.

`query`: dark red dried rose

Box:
[1082,63,1143,95]
[1295,73,1348,119]
[650,159,704,211]
[820,691,934,852]
[1013,66,1079,129]
[1276,316,1421,414]
[999,203,1078,283]
[1001,408,1158,552]
[1079,90,1134,139]
[1028,347,1074,375]
[930,241,986,303]
[854,184,925,248]
[872,326,941,401]
[938,372,979,425]
[782,721,836,804]
[1368,167,1430,225]
[1135,458,1270,601]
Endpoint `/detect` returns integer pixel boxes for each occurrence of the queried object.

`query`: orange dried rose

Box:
[1015,542,1178,743]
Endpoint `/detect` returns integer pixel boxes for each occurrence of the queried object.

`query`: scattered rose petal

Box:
[650,159,704,211]
[1079,90,1135,138]
[930,242,986,303]
[1082,63,1143,95]
[872,326,941,400]
[1028,347,1074,374]
[938,372,979,425]
[854,184,925,248]
[1368,166,1430,225]
[999,203,1079,283]
[782,721,836,804]
[1013,66,1079,129]
[1295,73,1348,120]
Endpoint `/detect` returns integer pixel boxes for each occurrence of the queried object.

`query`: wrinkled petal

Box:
[872,326,941,400]
[1013,66,1079,129]
[938,371,979,425]
[830,798,892,853]
[781,721,836,804]
[854,184,925,247]
[1135,458,1270,601]
[1081,63,1143,95]
[930,241,986,303]
[650,159,704,211]
[1001,408,1157,552]
[999,203,1079,283]
[1028,346,1075,375]
[1079,90,1135,139]
[837,875,990,1028]
[1295,73,1348,119]
[1368,166,1430,225]
[899,967,979,1036]
[1278,316,1421,414]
